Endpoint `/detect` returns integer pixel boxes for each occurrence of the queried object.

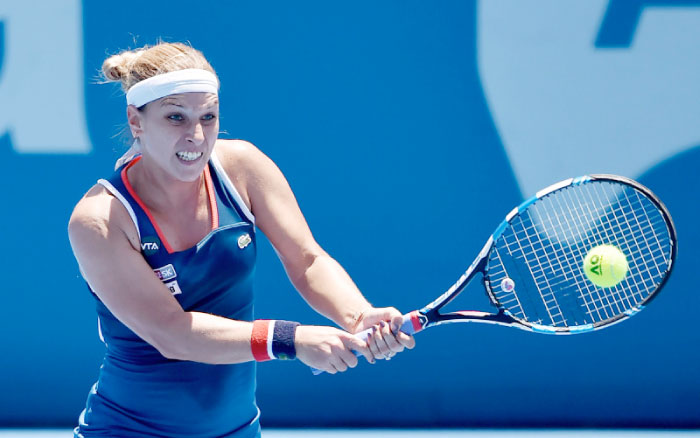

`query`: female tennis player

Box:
[68,41,415,437]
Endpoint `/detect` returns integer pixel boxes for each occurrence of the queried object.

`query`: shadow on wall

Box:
[638,142,700,330]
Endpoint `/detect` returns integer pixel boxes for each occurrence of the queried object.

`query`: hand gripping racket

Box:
[311,175,676,374]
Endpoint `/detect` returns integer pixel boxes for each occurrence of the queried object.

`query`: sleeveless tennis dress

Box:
[74,152,261,437]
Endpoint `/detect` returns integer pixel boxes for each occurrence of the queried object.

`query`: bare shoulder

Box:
[214,139,271,173]
[68,184,140,252]
[213,139,282,211]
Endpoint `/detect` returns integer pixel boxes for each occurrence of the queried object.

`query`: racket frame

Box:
[409,174,677,335]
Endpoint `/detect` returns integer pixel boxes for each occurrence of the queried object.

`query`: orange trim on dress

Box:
[121,156,219,254]
[203,164,219,230]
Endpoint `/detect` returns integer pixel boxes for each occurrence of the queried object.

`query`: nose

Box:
[187,122,205,145]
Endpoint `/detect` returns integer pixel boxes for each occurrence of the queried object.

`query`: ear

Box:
[126,105,144,138]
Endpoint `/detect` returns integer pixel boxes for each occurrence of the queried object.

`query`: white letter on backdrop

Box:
[0,0,91,153]
[478,1,700,196]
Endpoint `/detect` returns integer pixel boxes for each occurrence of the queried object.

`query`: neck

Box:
[127,156,205,213]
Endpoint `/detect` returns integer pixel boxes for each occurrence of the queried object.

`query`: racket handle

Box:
[310,311,421,375]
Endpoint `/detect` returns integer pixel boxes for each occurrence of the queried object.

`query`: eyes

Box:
[165,112,217,124]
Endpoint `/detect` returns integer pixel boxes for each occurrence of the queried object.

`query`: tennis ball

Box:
[583,244,628,288]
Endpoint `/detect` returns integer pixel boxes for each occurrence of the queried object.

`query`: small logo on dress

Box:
[141,236,161,255]
[165,280,183,296]
[238,233,252,249]
[153,264,177,282]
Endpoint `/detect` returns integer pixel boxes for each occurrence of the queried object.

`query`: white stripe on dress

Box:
[97,178,141,241]
[210,150,256,224]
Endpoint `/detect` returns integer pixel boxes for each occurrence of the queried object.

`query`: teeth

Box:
[176,151,203,161]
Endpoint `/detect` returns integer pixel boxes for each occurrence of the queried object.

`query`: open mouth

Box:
[176,151,203,162]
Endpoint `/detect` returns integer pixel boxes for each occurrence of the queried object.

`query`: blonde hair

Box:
[102,42,218,94]
[102,42,219,168]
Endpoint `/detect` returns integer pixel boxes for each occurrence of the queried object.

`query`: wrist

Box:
[349,306,373,333]
[251,320,301,361]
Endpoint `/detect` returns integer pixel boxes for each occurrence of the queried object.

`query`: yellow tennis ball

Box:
[583,244,629,288]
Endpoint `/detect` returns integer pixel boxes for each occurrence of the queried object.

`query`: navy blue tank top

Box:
[75,152,260,437]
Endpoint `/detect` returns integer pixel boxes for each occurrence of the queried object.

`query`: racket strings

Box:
[573,183,668,317]
[560,184,666,322]
[487,250,527,319]
[534,184,655,322]
[487,180,673,328]
[585,186,665,313]
[501,213,568,326]
[513,193,667,280]
[568,185,642,321]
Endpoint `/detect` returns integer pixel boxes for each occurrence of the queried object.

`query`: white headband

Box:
[126,68,219,107]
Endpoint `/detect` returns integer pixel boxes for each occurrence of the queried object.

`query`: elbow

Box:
[286,249,327,287]
[158,346,184,361]
[153,335,192,362]
[145,312,193,361]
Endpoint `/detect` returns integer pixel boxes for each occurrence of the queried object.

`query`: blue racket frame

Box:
[404,174,677,335]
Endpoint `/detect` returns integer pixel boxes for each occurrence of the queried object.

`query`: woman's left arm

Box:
[216,140,414,358]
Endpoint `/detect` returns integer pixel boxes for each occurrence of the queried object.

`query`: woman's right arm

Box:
[68,186,369,373]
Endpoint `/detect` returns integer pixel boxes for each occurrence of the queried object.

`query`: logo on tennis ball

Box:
[583,244,628,288]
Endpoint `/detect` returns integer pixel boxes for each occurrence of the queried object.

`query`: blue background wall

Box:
[1,0,699,428]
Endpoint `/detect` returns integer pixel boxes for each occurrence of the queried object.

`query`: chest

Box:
[150,197,214,252]
[100,158,258,314]
[144,221,257,312]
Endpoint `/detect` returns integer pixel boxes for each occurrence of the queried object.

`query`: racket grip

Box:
[310,311,421,375]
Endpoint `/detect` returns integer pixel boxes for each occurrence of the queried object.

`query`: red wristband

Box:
[251,320,274,361]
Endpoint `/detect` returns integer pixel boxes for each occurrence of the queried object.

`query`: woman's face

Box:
[130,92,220,182]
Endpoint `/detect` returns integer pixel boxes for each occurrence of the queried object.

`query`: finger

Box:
[338,346,359,369]
[390,314,405,335]
[329,354,348,373]
[380,320,404,353]
[397,332,416,349]
[345,334,374,364]
[387,307,404,319]
[373,322,393,358]
[324,362,338,375]
[367,329,385,360]
[357,307,401,330]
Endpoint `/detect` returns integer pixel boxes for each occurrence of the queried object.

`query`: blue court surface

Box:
[2,430,700,437]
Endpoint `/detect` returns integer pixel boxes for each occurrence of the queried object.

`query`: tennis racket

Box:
[312,174,676,374]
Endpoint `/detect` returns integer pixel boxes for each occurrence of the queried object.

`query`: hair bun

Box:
[102,42,216,93]
[101,51,143,85]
